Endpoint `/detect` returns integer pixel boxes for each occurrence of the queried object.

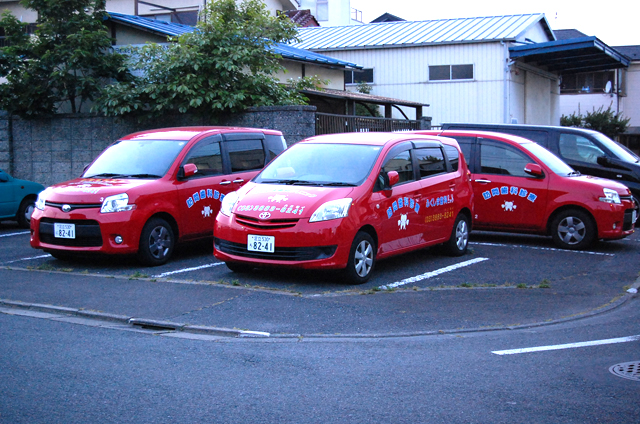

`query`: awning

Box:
[509,36,631,74]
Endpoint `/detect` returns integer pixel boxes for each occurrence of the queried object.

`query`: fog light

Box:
[115,235,123,244]
[613,223,617,230]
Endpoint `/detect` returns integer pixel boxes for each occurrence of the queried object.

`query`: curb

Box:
[2,278,638,339]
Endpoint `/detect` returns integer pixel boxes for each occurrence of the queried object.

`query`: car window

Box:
[264,135,287,159]
[558,134,605,164]
[228,139,266,172]
[442,145,459,171]
[382,150,414,185]
[183,140,223,175]
[415,147,447,177]
[480,141,532,177]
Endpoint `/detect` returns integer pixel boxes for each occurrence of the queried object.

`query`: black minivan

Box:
[441,123,640,221]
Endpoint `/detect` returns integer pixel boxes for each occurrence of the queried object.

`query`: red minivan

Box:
[213,132,474,284]
[30,127,287,265]
[415,130,635,249]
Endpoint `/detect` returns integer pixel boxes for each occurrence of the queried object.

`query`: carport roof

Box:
[509,36,631,74]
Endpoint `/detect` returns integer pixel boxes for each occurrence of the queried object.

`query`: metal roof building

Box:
[291,14,630,126]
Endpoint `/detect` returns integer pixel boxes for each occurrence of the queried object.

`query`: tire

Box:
[17,197,36,229]
[550,209,595,250]
[137,218,175,266]
[225,262,253,273]
[444,213,469,256]
[343,231,376,285]
[632,195,639,225]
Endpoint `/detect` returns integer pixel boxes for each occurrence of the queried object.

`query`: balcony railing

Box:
[316,113,424,135]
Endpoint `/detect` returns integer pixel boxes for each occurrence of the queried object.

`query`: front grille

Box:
[235,214,299,230]
[215,238,336,261]
[45,201,102,212]
[39,218,103,247]
[623,209,635,231]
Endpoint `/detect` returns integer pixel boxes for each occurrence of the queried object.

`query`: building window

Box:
[316,0,328,21]
[345,68,374,84]
[560,70,616,94]
[429,64,474,81]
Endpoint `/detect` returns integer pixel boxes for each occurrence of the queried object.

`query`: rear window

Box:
[442,145,460,171]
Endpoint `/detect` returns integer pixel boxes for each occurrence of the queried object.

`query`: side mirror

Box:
[0,172,8,182]
[387,171,399,187]
[597,156,609,166]
[178,163,198,180]
[524,163,544,178]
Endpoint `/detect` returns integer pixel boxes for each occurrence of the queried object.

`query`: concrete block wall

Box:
[0,106,316,187]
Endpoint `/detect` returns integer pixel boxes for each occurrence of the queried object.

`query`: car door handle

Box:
[233,179,245,184]
[474,179,492,184]
[220,181,231,185]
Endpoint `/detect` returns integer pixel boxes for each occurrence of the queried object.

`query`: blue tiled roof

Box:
[293,14,553,50]
[106,11,361,69]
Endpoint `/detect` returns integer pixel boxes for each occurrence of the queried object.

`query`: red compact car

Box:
[213,132,474,284]
[30,127,287,265]
[414,130,635,249]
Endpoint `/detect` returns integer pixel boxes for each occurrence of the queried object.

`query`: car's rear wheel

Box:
[444,213,469,256]
[343,231,376,285]
[17,197,36,229]
[138,218,175,266]
[551,209,595,250]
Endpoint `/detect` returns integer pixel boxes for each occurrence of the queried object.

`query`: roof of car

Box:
[299,132,447,146]
[437,129,536,145]
[442,122,602,136]
[120,126,282,141]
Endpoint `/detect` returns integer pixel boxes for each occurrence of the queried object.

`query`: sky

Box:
[349,0,639,47]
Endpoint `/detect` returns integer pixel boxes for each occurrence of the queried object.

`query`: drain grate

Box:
[609,361,640,381]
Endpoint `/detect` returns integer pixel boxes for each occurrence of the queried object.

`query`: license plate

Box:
[54,223,76,239]
[247,235,274,253]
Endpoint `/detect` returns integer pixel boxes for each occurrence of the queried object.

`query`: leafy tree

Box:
[94,0,309,118]
[0,0,132,117]
[561,105,630,139]
[354,81,382,117]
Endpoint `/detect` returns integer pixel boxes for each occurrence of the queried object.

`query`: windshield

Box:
[520,142,577,175]
[255,143,383,186]
[83,139,188,178]
[592,132,640,163]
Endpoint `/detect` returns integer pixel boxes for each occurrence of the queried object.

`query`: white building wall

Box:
[299,0,357,26]
[273,61,344,89]
[621,62,640,128]
[311,42,508,124]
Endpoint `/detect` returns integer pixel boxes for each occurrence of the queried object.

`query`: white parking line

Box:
[4,254,52,264]
[154,262,225,278]
[492,335,640,355]
[470,242,615,256]
[380,257,489,290]
[0,231,30,238]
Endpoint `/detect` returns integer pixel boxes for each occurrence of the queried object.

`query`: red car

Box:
[30,127,287,265]
[213,132,474,284]
[415,130,635,249]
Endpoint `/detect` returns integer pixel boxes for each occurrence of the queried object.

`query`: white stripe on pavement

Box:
[0,231,30,238]
[4,254,52,264]
[380,257,489,290]
[492,335,640,355]
[154,262,225,278]
[470,242,614,256]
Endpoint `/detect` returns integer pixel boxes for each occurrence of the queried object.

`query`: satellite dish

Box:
[605,81,612,93]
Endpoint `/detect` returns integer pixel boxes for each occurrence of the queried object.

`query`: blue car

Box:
[0,169,44,228]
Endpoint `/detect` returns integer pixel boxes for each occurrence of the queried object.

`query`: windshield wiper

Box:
[262,179,316,185]
[320,182,357,187]
[85,173,127,178]
[122,173,162,179]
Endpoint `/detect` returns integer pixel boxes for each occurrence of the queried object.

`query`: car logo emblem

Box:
[259,212,271,220]
[62,204,71,212]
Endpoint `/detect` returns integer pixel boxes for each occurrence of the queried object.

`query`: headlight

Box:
[309,198,352,223]
[100,193,134,213]
[599,188,621,204]
[35,191,47,210]
[220,191,238,217]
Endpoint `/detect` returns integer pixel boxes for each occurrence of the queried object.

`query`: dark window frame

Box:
[429,64,474,81]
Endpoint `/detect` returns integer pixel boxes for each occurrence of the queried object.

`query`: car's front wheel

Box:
[444,213,470,256]
[138,218,175,266]
[550,209,595,250]
[343,231,376,285]
[17,197,36,229]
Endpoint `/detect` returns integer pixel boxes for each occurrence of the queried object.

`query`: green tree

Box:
[561,105,630,139]
[94,0,308,118]
[0,0,132,117]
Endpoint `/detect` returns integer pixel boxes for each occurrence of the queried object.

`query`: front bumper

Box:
[593,200,635,240]
[213,212,356,270]
[30,206,143,255]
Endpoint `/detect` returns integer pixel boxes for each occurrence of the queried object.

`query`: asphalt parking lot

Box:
[1,221,639,337]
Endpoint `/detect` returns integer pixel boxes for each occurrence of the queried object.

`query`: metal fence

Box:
[316,113,423,135]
